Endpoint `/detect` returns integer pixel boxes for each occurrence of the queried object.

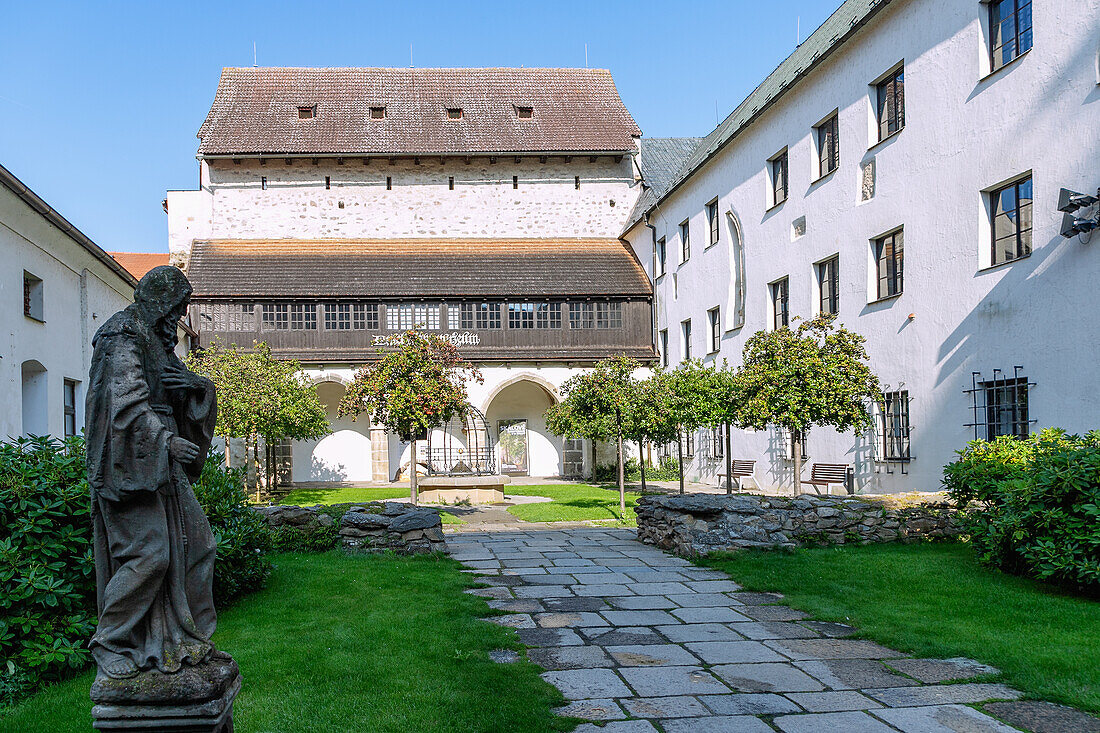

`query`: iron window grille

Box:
[817,256,840,315]
[816,113,840,177]
[874,230,904,299]
[876,66,905,141]
[874,387,912,472]
[707,307,721,353]
[771,278,789,330]
[706,199,719,247]
[656,237,667,276]
[990,0,1032,71]
[387,303,441,330]
[991,176,1033,265]
[680,220,691,262]
[261,304,289,330]
[63,379,78,437]
[682,319,692,361]
[964,367,1035,440]
[289,304,317,330]
[771,151,788,205]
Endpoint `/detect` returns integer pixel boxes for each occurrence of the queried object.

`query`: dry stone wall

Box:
[635,493,960,557]
[255,502,446,554]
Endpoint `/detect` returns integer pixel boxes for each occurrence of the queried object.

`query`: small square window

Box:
[516,106,534,118]
[447,108,463,119]
[298,105,316,119]
[370,106,386,119]
[23,271,44,321]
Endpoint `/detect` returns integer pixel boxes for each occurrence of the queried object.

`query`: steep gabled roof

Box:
[108,252,170,280]
[197,67,641,156]
[626,137,703,229]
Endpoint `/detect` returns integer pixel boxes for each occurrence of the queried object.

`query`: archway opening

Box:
[484,378,560,477]
[290,380,375,484]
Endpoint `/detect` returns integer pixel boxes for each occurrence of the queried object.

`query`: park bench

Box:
[718,459,757,494]
[803,463,852,495]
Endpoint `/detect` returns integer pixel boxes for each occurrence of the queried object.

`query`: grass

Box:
[0,552,571,733]
[278,485,408,506]
[505,484,640,524]
[699,542,1100,713]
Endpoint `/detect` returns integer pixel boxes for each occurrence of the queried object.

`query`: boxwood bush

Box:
[944,428,1100,594]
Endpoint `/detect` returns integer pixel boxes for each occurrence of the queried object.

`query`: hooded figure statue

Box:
[86,265,219,680]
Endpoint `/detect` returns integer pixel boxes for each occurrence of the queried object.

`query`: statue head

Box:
[134,265,192,348]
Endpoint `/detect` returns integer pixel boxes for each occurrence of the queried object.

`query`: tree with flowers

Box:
[338,330,483,504]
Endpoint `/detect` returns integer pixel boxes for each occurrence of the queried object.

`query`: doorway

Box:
[498,419,529,476]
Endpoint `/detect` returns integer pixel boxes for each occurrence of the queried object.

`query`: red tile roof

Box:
[186,239,651,299]
[108,252,170,280]
[197,67,641,156]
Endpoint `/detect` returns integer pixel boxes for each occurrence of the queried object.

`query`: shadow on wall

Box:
[308,454,348,483]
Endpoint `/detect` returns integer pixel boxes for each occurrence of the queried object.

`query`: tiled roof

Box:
[108,252,170,280]
[186,239,652,299]
[197,67,641,156]
[627,137,703,228]
[634,0,896,222]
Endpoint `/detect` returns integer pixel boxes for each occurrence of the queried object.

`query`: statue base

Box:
[91,654,240,732]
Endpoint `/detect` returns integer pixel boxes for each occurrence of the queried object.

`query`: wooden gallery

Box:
[167,67,655,484]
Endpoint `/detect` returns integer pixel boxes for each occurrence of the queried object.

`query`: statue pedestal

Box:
[91,654,240,732]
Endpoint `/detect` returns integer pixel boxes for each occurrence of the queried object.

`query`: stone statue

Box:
[86,265,238,731]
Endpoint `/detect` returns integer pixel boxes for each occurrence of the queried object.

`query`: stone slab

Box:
[773,711,897,733]
[872,704,1020,732]
[608,595,679,610]
[785,691,882,712]
[574,721,658,733]
[684,581,742,593]
[541,597,609,613]
[92,674,240,732]
[887,657,999,683]
[699,692,801,715]
[625,582,694,595]
[729,622,819,640]
[668,593,743,608]
[581,627,667,646]
[617,666,730,697]
[863,683,1023,708]
[620,695,710,719]
[605,644,702,667]
[485,613,535,629]
[671,607,752,624]
[553,698,626,721]
[571,572,635,585]
[737,605,809,622]
[982,701,1100,733]
[727,592,785,605]
[527,645,614,670]
[601,609,681,626]
[575,584,636,597]
[684,641,787,664]
[766,638,901,660]
[799,621,858,638]
[710,663,825,693]
[660,715,776,733]
[541,668,632,699]
[657,623,747,643]
[534,611,609,628]
[516,628,585,647]
[513,585,574,598]
[794,659,914,690]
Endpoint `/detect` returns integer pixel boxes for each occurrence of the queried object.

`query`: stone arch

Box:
[725,207,747,331]
[483,374,565,477]
[21,360,48,436]
[290,377,377,483]
[479,372,561,414]
[307,373,352,387]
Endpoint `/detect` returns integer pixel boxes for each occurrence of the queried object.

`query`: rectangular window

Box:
[23,271,43,321]
[874,230,904,299]
[508,302,535,329]
[656,237,667,276]
[534,303,561,329]
[63,379,78,437]
[991,176,1033,265]
[325,176,331,190]
[682,319,692,361]
[660,329,669,368]
[595,302,622,329]
[517,106,534,118]
[707,307,721,353]
[770,151,788,206]
[447,108,463,119]
[325,303,378,330]
[448,176,454,190]
[386,176,392,190]
[816,113,840,177]
[228,303,255,331]
[569,302,594,329]
[881,390,911,460]
[985,378,1030,439]
[387,303,441,330]
[771,278,789,330]
[876,65,905,141]
[817,255,840,315]
[575,175,581,190]
[289,304,317,330]
[261,304,289,330]
[680,219,690,263]
[370,106,386,119]
[711,427,725,459]
[990,0,1032,72]
[681,430,695,458]
[457,302,501,330]
[706,199,719,247]
[298,105,316,119]
[261,176,268,190]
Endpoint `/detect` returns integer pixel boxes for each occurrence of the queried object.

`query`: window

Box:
[817,255,839,315]
[985,378,1029,438]
[679,219,690,263]
[770,278,789,330]
[706,199,719,247]
[387,303,441,330]
[386,176,392,190]
[447,108,463,119]
[298,105,316,119]
[575,176,581,190]
[325,303,378,330]
[681,319,692,361]
[711,427,725,459]
[660,329,669,368]
[458,302,501,330]
[370,106,386,119]
[448,176,455,190]
[989,0,1032,72]
[512,175,519,190]
[516,106,533,118]
[656,237,667,276]
[681,430,695,458]
[707,307,721,353]
[325,176,331,190]
[261,304,289,330]
[507,302,535,329]
[596,302,622,329]
[289,304,317,330]
[228,303,255,330]
[535,303,562,329]
[261,176,268,190]
[770,150,788,206]
[875,65,905,141]
[874,230,904,299]
[816,113,840,177]
[880,390,911,460]
[568,302,621,329]
[63,379,78,437]
[23,271,43,321]
[991,176,1033,265]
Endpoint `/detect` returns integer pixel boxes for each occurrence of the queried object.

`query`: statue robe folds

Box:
[86,305,218,675]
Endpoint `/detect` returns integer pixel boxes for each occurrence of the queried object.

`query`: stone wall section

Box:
[255,501,446,554]
[635,493,961,556]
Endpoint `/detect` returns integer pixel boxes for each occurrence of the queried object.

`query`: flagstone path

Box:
[448,527,1094,733]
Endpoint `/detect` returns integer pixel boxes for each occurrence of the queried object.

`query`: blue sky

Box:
[1,1,838,254]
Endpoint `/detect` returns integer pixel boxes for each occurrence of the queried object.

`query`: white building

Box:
[0,163,137,440]
[623,0,1100,493]
[168,67,654,483]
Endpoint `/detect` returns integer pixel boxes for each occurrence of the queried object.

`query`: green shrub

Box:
[595,456,682,483]
[270,525,340,553]
[944,429,1100,593]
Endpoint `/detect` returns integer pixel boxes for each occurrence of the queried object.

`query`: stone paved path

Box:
[447,527,1092,733]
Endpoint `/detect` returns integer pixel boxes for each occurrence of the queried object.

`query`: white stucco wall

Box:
[624,0,1100,494]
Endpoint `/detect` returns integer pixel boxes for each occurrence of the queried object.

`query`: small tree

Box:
[710,363,746,494]
[624,370,681,493]
[735,314,879,495]
[338,330,482,504]
[665,360,725,494]
[545,356,638,516]
[188,340,330,495]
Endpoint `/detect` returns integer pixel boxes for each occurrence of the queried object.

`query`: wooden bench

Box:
[718,460,756,493]
[803,463,851,495]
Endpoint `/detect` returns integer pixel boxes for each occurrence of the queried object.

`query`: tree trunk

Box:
[616,429,625,517]
[677,430,685,495]
[792,430,803,496]
[638,440,647,494]
[410,438,419,505]
[224,438,232,470]
[725,423,733,495]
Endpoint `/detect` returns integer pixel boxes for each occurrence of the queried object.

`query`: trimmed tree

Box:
[710,363,747,494]
[665,360,725,494]
[188,340,330,495]
[735,314,879,495]
[337,330,482,505]
[625,369,682,494]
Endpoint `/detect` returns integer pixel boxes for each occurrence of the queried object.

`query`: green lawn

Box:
[0,553,571,733]
[279,486,408,505]
[700,542,1100,713]
[505,484,640,524]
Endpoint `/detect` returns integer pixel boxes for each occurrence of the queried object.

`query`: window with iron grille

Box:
[535,302,561,329]
[991,176,1033,265]
[770,150,788,206]
[679,220,691,263]
[989,0,1032,72]
[816,113,840,177]
[965,368,1034,440]
[681,430,695,458]
[706,199,719,247]
[771,278,789,330]
[711,427,725,458]
[63,379,78,437]
[459,302,501,329]
[261,304,289,330]
[508,302,535,329]
[817,255,839,315]
[874,230,904,299]
[880,390,911,460]
[682,319,692,361]
[288,304,317,330]
[707,307,721,353]
[387,303,441,330]
[876,65,905,141]
[660,329,669,368]
[656,237,667,276]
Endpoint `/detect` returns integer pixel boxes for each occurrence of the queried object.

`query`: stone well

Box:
[416,474,511,505]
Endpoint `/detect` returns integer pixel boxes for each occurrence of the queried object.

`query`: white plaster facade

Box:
[623,0,1100,494]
